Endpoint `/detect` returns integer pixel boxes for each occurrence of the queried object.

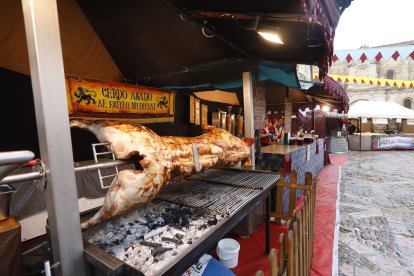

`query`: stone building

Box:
[329,41,414,108]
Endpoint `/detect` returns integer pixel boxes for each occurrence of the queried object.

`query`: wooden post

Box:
[288,230,295,276]
[269,248,278,276]
[279,233,286,274]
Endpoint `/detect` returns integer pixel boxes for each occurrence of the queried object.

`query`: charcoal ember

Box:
[198,224,207,230]
[165,207,177,213]
[151,247,172,257]
[144,226,168,240]
[207,218,218,226]
[161,213,177,225]
[175,233,184,240]
[161,237,183,245]
[180,206,196,216]
[155,217,165,224]
[187,240,193,244]
[140,241,162,248]
[180,217,189,227]
[128,222,134,226]
[145,213,159,222]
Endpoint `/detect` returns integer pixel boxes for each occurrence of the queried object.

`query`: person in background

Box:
[267,120,276,136]
[260,121,273,146]
[348,122,357,135]
[275,119,284,143]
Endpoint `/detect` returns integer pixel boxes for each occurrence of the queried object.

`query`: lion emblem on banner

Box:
[157,96,169,109]
[74,87,97,105]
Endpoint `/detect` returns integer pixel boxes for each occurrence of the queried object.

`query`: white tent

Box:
[348,100,414,119]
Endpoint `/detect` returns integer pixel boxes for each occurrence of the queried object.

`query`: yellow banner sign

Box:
[66,76,175,123]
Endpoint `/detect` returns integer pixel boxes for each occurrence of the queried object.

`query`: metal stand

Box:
[243,71,256,169]
[92,143,120,189]
[359,117,362,151]
[265,195,271,255]
[21,1,86,273]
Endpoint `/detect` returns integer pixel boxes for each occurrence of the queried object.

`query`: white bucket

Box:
[216,238,240,269]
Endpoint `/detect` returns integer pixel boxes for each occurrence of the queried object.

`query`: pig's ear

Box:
[243,137,256,147]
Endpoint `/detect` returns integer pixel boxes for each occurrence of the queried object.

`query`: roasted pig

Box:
[70,119,254,229]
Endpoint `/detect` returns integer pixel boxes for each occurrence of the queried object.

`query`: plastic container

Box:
[216,238,240,268]
[0,184,16,220]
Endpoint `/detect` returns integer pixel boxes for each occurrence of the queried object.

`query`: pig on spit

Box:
[70,119,255,229]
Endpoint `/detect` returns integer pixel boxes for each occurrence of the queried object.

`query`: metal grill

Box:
[189,168,279,190]
[159,169,278,215]
[84,168,279,276]
[158,180,260,215]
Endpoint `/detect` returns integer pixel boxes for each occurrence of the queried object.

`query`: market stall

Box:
[348,101,414,150]
[0,0,351,275]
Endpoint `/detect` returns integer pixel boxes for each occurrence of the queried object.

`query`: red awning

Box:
[322,75,349,112]
[303,75,349,113]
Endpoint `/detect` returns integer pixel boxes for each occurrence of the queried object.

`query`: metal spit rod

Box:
[0,150,35,182]
[0,159,133,185]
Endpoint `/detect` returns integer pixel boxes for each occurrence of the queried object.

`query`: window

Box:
[386,70,395,80]
[403,98,412,109]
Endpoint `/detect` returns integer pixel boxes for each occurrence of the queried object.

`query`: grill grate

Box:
[189,168,279,190]
[84,169,279,276]
[158,180,260,215]
[159,169,278,215]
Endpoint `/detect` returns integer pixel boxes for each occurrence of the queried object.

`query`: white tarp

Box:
[348,101,414,119]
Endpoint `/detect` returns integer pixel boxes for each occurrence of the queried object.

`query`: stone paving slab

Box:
[339,151,414,276]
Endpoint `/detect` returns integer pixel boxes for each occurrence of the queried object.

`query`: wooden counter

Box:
[261,142,308,155]
[0,217,22,276]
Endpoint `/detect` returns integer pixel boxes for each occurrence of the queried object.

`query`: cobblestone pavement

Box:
[339,151,414,276]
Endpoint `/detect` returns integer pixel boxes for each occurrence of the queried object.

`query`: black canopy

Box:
[76,0,352,86]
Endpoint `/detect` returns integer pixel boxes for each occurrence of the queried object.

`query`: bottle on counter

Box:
[225,106,232,133]
[235,108,244,138]
[283,132,290,145]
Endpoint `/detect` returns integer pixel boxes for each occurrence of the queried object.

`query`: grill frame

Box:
[83,168,279,276]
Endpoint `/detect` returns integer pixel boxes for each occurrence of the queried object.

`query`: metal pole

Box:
[0,151,34,182]
[0,171,42,185]
[243,71,255,169]
[1,160,133,184]
[265,195,270,254]
[21,0,85,275]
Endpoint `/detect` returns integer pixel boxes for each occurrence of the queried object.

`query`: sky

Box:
[334,0,413,50]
